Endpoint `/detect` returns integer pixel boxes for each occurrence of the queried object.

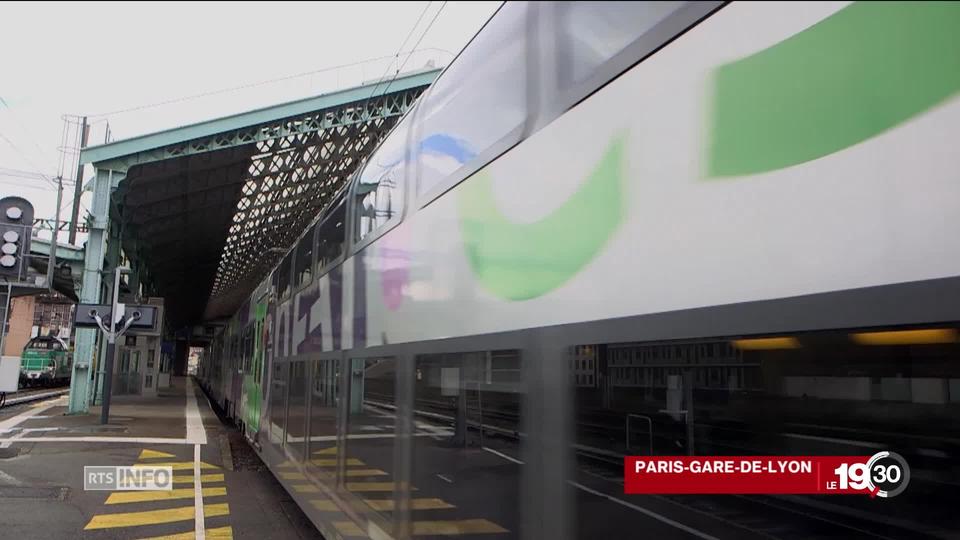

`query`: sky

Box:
[0,1,500,243]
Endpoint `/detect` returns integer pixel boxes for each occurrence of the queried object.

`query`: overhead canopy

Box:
[81,69,439,330]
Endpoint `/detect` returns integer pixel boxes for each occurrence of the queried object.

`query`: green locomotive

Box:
[20,336,71,387]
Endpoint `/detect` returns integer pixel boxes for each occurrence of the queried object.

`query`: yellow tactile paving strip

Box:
[84,503,230,530]
[310,457,365,467]
[172,473,225,484]
[311,497,454,512]
[83,448,233,538]
[131,461,220,470]
[303,446,510,537]
[138,525,234,540]
[106,487,227,505]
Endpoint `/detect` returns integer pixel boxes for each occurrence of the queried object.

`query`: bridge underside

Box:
[117,146,253,327]
[84,70,436,331]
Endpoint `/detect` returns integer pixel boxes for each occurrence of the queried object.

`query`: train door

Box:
[337,355,398,536]
[230,328,245,420]
[244,300,267,440]
[306,355,339,456]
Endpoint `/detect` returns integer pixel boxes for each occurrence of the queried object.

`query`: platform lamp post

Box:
[90,266,140,425]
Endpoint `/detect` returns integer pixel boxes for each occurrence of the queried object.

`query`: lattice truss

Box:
[210,88,424,298]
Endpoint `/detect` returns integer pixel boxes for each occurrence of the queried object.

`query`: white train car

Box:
[200,2,960,538]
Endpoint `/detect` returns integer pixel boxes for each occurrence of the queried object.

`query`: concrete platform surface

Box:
[0,376,324,540]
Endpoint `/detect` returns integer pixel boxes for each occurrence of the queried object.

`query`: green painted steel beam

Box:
[80,69,440,169]
[29,237,86,261]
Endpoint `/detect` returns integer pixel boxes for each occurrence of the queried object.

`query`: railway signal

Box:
[0,196,34,280]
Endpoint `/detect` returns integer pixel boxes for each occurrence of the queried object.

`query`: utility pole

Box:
[68,116,88,245]
[47,176,63,289]
[95,266,136,425]
[0,283,11,357]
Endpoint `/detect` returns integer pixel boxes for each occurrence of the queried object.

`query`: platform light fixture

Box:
[850,328,958,346]
[731,336,801,350]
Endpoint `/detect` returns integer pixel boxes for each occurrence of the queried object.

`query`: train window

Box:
[285,360,308,458]
[355,117,410,244]
[413,350,523,539]
[315,198,345,272]
[343,356,398,524]
[413,1,527,203]
[307,358,339,459]
[565,326,960,537]
[294,225,315,288]
[555,1,683,87]
[268,361,289,447]
[277,254,292,299]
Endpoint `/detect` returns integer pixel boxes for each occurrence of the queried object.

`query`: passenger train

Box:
[198,2,960,538]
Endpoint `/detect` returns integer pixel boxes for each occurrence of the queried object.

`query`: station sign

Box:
[73,303,159,331]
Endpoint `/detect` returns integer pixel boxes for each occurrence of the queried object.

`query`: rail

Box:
[626,414,653,455]
[0,388,69,409]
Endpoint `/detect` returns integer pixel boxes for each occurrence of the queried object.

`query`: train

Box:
[198,2,960,539]
[20,335,72,387]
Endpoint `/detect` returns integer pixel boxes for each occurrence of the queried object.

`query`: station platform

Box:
[0,377,323,540]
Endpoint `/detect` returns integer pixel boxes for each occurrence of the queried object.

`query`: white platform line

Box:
[0,470,22,486]
[194,443,206,540]
[0,396,65,433]
[0,430,26,449]
[0,436,191,444]
[186,378,207,539]
[483,446,523,465]
[185,378,207,445]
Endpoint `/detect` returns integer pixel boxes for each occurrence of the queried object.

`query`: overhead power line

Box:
[86,48,454,119]
[0,95,58,179]
[0,131,58,191]
[0,166,61,181]
[363,1,436,106]
[381,1,448,98]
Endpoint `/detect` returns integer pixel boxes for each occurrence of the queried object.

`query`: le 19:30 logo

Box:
[832,451,911,498]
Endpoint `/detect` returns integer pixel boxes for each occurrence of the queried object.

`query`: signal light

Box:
[0,196,34,279]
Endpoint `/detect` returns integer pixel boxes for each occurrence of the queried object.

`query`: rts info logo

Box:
[84,466,173,491]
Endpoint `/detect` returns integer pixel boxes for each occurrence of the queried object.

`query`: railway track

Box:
[0,386,70,409]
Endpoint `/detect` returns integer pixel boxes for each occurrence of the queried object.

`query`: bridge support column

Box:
[91,220,121,406]
[68,168,124,414]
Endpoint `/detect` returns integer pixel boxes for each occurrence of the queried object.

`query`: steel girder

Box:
[209,91,417,300]
[116,85,426,326]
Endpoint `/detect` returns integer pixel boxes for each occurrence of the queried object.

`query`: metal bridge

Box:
[69,69,439,413]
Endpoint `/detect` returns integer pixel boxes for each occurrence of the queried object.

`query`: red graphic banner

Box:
[623,455,906,496]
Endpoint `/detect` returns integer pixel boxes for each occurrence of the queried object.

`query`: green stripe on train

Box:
[709,1,960,176]
[459,136,626,301]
